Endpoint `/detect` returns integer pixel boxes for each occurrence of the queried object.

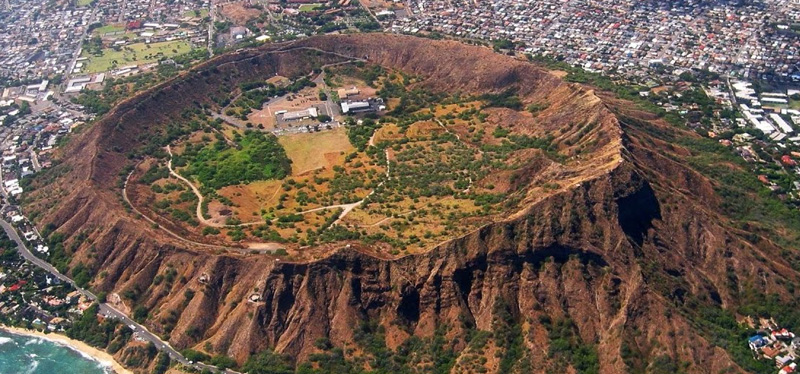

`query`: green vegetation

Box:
[345,117,380,151]
[354,21,381,32]
[70,262,94,288]
[211,355,239,370]
[180,130,292,190]
[241,320,460,374]
[622,116,800,372]
[92,24,125,35]
[492,38,516,52]
[298,3,322,12]
[242,350,294,374]
[152,352,171,374]
[72,61,210,116]
[81,41,193,73]
[228,77,316,118]
[480,89,523,110]
[541,317,599,374]
[326,63,386,88]
[182,349,211,362]
[629,117,800,248]
[184,9,209,18]
[68,304,132,348]
[492,298,526,372]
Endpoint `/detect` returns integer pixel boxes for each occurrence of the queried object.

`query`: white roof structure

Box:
[282,107,318,121]
[770,113,794,133]
[341,101,370,113]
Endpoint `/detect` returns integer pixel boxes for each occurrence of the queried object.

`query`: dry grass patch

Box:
[279,128,354,175]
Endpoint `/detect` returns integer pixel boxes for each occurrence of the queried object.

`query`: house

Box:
[337,87,360,98]
[733,133,755,143]
[782,155,797,167]
[777,355,794,368]
[7,280,26,292]
[763,346,782,360]
[772,328,796,341]
[750,335,768,350]
[780,363,797,374]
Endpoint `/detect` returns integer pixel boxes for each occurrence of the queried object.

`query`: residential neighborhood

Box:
[748,318,800,374]
[391,0,800,82]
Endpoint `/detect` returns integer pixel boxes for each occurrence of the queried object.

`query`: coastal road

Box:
[0,216,240,374]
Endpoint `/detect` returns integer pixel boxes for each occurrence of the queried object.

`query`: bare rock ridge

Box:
[21,34,799,373]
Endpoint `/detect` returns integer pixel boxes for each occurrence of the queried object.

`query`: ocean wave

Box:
[24,338,43,345]
[51,339,113,368]
[0,337,15,345]
[23,359,39,374]
[97,361,114,373]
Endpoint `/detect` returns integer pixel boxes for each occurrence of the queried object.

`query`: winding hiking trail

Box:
[164,145,390,229]
[121,165,260,253]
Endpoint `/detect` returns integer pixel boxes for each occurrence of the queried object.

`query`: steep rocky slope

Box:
[21,34,799,373]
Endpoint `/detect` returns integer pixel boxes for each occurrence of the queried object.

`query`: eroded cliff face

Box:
[20,34,797,373]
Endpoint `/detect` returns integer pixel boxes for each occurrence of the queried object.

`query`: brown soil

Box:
[219,2,262,25]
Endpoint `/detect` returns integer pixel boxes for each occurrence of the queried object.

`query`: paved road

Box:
[0,216,240,373]
[57,8,98,99]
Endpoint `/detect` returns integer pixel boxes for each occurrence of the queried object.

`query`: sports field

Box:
[298,3,322,11]
[92,24,125,35]
[81,41,192,73]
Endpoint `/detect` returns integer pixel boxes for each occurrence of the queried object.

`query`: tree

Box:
[241,350,294,374]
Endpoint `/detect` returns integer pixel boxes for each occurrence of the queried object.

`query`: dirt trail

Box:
[121,164,254,253]
[165,145,385,228]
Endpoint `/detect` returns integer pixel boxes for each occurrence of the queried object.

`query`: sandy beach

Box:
[0,325,133,374]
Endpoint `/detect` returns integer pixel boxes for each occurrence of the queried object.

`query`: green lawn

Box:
[183,9,209,18]
[298,3,322,12]
[81,41,193,73]
[790,99,800,110]
[77,0,96,6]
[93,24,125,35]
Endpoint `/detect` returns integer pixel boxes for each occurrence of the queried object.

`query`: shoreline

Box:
[0,325,133,374]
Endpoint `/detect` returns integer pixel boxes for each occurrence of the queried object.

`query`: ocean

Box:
[0,330,112,374]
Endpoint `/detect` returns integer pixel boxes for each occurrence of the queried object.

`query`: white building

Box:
[770,113,794,134]
[341,101,370,114]
[282,107,318,121]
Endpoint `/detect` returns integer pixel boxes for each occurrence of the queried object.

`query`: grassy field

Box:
[93,24,125,35]
[298,3,322,11]
[77,0,96,6]
[81,41,192,73]
[790,99,800,110]
[183,9,209,18]
[278,128,354,175]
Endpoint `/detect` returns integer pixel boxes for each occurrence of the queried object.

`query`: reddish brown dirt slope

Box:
[21,34,799,373]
